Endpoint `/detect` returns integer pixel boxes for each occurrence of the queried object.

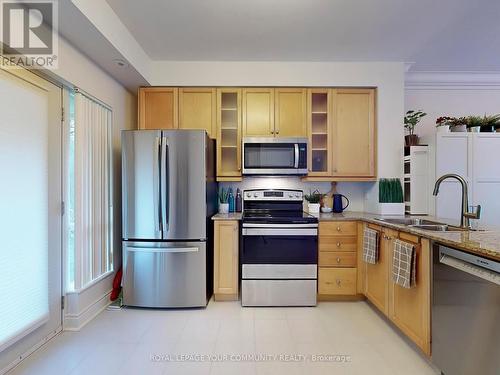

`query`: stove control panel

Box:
[243,189,303,201]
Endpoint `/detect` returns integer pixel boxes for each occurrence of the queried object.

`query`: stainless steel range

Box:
[241,189,318,306]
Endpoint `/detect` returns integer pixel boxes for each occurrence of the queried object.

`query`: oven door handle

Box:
[242,223,318,228]
[242,228,317,236]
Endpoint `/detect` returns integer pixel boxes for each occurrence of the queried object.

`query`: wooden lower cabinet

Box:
[319,268,357,295]
[365,227,396,316]
[213,220,239,301]
[318,221,359,300]
[388,237,431,355]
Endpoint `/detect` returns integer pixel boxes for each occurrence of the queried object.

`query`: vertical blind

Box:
[73,91,113,290]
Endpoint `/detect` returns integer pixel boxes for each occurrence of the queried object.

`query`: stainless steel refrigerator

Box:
[121,130,216,307]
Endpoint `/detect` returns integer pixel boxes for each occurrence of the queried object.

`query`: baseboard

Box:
[214,293,239,301]
[63,289,112,331]
[318,294,366,302]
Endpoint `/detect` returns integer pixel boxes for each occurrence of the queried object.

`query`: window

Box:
[65,90,113,291]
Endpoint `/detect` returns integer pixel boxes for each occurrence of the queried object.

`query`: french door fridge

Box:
[121,130,216,307]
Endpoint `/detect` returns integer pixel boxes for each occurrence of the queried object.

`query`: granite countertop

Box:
[318,211,500,261]
[211,210,500,261]
[211,212,243,221]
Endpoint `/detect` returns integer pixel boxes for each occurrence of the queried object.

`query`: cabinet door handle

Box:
[336,226,341,232]
[336,279,341,286]
[336,242,341,247]
[336,257,341,263]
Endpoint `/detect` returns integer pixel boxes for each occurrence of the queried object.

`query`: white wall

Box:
[52,37,136,329]
[405,77,500,215]
[153,61,406,211]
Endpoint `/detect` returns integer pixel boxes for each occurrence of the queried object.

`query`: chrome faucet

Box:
[433,174,481,229]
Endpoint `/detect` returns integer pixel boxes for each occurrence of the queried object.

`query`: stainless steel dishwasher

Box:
[432,245,500,375]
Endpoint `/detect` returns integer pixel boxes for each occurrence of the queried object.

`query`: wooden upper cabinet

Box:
[138,87,178,130]
[274,88,307,137]
[242,88,274,137]
[307,89,331,176]
[216,88,242,180]
[178,88,217,138]
[332,88,376,178]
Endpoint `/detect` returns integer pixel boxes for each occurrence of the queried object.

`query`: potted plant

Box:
[404,110,426,146]
[218,188,229,214]
[436,116,452,133]
[466,115,482,133]
[304,190,322,214]
[480,114,500,132]
[378,178,405,215]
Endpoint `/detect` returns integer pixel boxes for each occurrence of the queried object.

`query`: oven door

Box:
[241,224,318,264]
[242,138,307,175]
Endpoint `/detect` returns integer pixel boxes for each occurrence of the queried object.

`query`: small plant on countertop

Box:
[379,178,404,203]
[218,188,229,204]
[404,110,427,135]
[304,190,322,204]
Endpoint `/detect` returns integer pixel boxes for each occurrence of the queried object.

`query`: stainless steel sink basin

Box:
[374,217,471,232]
[410,224,466,232]
[375,218,444,226]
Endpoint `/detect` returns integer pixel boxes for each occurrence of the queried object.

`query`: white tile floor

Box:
[9,300,439,375]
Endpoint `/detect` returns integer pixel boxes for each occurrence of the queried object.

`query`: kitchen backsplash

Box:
[220,177,373,212]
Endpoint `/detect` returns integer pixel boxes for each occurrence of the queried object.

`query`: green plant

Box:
[379,178,404,203]
[465,115,483,129]
[304,190,322,204]
[435,116,467,128]
[218,188,229,204]
[404,110,427,135]
[481,114,500,129]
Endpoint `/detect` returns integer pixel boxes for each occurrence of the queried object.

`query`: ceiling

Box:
[105,0,500,71]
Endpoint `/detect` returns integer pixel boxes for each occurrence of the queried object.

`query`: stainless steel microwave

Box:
[242,137,308,175]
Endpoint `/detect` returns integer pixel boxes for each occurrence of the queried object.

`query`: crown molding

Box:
[405,71,500,90]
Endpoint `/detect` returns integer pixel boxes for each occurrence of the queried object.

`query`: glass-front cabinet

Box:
[307,89,331,176]
[216,88,242,180]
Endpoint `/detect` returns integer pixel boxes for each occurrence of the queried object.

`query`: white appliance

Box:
[242,137,308,175]
[404,145,429,214]
[436,133,500,227]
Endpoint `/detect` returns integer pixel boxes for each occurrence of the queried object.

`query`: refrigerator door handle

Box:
[161,136,169,236]
[153,136,162,235]
[126,246,199,254]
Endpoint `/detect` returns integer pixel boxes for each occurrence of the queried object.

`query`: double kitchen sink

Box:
[375,217,468,232]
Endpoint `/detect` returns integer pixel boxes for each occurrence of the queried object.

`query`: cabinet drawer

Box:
[318,268,357,295]
[319,235,357,252]
[319,251,357,267]
[319,221,357,236]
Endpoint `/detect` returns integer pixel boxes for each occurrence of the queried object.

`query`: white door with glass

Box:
[0,67,62,372]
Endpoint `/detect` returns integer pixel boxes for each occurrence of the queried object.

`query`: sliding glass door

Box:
[0,66,62,372]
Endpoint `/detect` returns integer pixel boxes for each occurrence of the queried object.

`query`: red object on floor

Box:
[110,267,122,301]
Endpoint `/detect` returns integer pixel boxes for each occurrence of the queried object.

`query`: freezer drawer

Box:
[241,279,317,307]
[123,241,208,308]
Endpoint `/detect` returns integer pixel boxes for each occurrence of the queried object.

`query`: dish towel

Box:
[392,239,416,288]
[363,227,379,264]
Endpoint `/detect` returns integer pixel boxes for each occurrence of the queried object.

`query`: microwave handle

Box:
[294,144,299,169]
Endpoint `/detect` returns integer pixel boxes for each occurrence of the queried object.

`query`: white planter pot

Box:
[218,203,229,214]
[451,125,466,132]
[377,203,405,216]
[436,125,450,133]
[307,203,320,214]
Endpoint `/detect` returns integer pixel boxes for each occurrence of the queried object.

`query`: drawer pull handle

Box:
[336,226,341,231]
[336,279,341,286]
[336,242,341,247]
[336,257,341,263]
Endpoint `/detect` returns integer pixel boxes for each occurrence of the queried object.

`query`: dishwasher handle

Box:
[439,246,500,285]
